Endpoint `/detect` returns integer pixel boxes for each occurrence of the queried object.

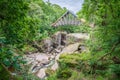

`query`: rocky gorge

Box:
[24,31,89,79]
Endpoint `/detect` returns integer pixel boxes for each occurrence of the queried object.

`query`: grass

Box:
[47,52,115,80]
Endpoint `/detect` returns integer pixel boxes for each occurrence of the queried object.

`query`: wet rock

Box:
[51,61,58,71]
[52,31,67,47]
[32,66,41,73]
[78,45,87,52]
[29,62,39,73]
[54,49,61,53]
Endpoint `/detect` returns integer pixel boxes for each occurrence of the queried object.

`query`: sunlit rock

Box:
[61,43,80,54]
[51,61,58,71]
[56,43,80,60]
[36,68,46,79]
[66,33,89,45]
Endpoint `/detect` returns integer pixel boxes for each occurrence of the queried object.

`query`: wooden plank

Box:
[61,17,64,25]
[52,11,69,26]
[51,10,81,27]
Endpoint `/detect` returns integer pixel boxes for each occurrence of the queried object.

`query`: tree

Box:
[77,0,120,78]
[0,0,66,79]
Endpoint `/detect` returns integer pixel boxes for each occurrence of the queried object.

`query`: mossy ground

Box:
[47,52,120,80]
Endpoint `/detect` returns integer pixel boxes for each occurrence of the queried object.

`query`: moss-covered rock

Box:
[46,68,55,76]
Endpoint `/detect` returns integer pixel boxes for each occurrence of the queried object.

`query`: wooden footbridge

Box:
[51,10,81,27]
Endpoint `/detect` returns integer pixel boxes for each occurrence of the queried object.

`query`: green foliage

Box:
[76,0,120,79]
[47,74,57,80]
[57,68,72,79]
[0,0,29,45]
[78,0,120,55]
[1,0,119,79]
[0,0,66,79]
[109,64,120,76]
[55,24,90,33]
[0,64,11,80]
[28,0,66,41]
[0,46,26,69]
[47,52,110,80]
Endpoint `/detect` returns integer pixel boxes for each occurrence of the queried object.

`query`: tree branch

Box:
[98,41,120,61]
[0,62,13,79]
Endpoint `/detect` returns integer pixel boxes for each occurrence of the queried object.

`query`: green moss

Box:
[46,68,55,76]
[22,45,37,53]
[57,68,72,79]
[47,52,116,80]
[47,74,57,80]
[58,53,91,69]
[60,52,91,61]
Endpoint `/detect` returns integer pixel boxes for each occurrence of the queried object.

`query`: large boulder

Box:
[36,68,46,79]
[35,54,49,62]
[60,43,80,54]
[41,31,67,53]
[66,33,89,45]
[56,43,80,60]
[42,38,53,53]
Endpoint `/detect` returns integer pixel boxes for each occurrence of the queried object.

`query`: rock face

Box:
[61,43,80,54]
[24,52,57,79]
[36,54,49,61]
[56,43,80,60]
[51,61,58,71]
[38,32,89,54]
[36,68,46,79]
[40,31,67,53]
[52,31,67,47]
[24,32,90,79]
[66,33,89,45]
[42,38,53,53]
[25,53,52,72]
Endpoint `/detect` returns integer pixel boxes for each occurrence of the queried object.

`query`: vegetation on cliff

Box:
[0,0,120,80]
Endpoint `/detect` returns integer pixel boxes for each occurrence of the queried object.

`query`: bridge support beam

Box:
[51,10,81,27]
